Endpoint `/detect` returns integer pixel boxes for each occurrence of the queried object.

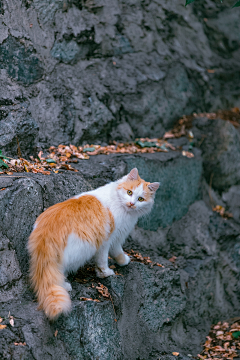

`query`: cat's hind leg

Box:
[95,243,115,278]
[109,242,131,266]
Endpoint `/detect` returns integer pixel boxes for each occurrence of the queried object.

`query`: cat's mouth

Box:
[126,202,136,209]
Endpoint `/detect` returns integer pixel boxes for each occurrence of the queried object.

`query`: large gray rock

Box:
[0,0,239,148]
[0,148,240,359]
[192,117,240,191]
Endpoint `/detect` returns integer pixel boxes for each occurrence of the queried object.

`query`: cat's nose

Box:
[130,202,134,207]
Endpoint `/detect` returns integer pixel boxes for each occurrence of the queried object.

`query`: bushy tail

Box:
[28,228,71,321]
[41,285,71,320]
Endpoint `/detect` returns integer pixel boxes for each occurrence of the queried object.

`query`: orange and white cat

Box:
[28,168,159,320]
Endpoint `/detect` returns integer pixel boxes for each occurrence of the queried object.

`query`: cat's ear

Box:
[148,182,160,192]
[127,168,139,181]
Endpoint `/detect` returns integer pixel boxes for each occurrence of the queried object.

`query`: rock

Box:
[123,150,202,230]
[167,201,216,259]
[222,185,240,223]
[0,101,39,158]
[0,250,22,287]
[193,117,240,191]
[110,122,134,142]
[0,36,44,85]
[0,148,240,358]
[0,1,240,146]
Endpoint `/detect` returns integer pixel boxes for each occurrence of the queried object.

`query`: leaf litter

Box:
[126,249,164,268]
[198,320,240,359]
[1,108,240,176]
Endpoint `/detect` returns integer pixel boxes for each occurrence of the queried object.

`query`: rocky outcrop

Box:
[0,0,240,156]
[1,125,240,359]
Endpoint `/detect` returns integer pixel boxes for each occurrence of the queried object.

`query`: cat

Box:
[28,168,159,320]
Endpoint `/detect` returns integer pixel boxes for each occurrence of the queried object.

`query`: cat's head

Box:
[117,168,160,215]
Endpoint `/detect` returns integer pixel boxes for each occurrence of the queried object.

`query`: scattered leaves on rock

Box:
[198,320,240,359]
[1,108,239,176]
[126,249,164,268]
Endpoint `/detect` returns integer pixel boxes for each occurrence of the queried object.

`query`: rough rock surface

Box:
[1,144,240,359]
[0,0,240,155]
[192,117,240,191]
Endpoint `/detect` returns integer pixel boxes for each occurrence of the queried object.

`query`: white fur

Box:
[62,233,97,275]
[65,171,158,278]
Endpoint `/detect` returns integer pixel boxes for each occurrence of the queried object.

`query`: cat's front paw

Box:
[114,253,131,266]
[95,267,115,279]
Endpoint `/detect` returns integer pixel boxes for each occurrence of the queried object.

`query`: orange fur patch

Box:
[28,195,113,320]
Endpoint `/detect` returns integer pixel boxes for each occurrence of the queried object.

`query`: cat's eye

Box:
[138,197,144,202]
[127,190,133,196]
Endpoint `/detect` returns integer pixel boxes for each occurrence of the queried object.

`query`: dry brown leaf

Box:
[9,316,14,327]
[182,150,194,158]
[172,352,179,356]
[0,324,7,330]
[115,272,123,276]
[163,131,175,139]
[54,330,58,337]
[80,297,100,302]
[96,284,110,298]
[169,256,177,263]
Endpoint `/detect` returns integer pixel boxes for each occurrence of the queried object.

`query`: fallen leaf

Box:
[96,284,110,298]
[232,331,240,338]
[14,342,26,346]
[182,150,194,158]
[0,324,7,330]
[163,131,175,139]
[54,330,58,337]
[115,272,123,276]
[169,256,177,263]
[83,147,96,153]
[172,352,179,356]
[9,317,14,327]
